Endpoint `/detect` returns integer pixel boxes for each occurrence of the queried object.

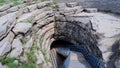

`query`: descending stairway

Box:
[50,48,91,68]
[68,51,91,68]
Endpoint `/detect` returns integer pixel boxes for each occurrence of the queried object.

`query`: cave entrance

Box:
[50,40,73,68]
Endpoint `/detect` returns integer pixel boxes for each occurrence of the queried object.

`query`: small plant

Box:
[26,42,37,64]
[27,19,35,24]
[20,37,27,44]
[41,0,46,2]
[0,57,20,68]
[26,50,37,63]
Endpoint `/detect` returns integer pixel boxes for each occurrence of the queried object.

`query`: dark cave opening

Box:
[50,40,73,68]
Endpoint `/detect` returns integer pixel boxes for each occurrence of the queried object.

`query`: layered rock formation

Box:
[0,0,119,68]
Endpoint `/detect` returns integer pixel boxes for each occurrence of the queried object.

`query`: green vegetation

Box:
[20,37,27,44]
[0,0,22,6]
[26,43,37,63]
[0,57,19,68]
[41,0,46,2]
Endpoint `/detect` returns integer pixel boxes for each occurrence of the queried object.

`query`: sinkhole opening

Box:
[50,40,73,68]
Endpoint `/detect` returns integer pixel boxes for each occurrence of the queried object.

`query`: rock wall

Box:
[0,1,104,68]
[57,0,120,14]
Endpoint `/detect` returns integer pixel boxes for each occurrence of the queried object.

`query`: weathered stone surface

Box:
[14,10,23,17]
[0,11,7,17]
[55,12,102,59]
[0,63,6,68]
[13,23,32,34]
[8,31,15,43]
[17,9,45,22]
[115,57,120,68]
[57,3,66,8]
[27,4,37,12]
[0,41,11,56]
[84,8,98,13]
[35,51,45,64]
[13,60,19,65]
[35,10,53,21]
[18,4,26,9]
[12,38,23,48]
[90,12,120,37]
[24,37,33,49]
[10,38,23,57]
[59,6,83,15]
[7,6,19,13]
[37,1,52,9]
[0,3,13,12]
[36,17,54,28]
[21,7,29,13]
[0,31,14,48]
[66,2,79,7]
[0,12,16,40]
[9,47,23,58]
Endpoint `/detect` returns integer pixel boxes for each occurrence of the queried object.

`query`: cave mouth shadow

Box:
[50,40,73,49]
[50,40,73,68]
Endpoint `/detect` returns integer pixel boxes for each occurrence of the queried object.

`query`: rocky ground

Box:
[0,0,120,68]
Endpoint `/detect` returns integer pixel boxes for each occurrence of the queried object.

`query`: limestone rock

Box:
[8,31,15,43]
[35,10,53,21]
[13,23,32,34]
[14,10,23,17]
[27,4,37,12]
[0,41,11,56]
[37,1,52,9]
[0,12,16,40]
[115,57,120,68]
[9,38,23,57]
[84,8,98,13]
[21,7,29,13]
[35,51,45,64]
[9,47,23,58]
[0,63,6,68]
[12,38,23,48]
[57,3,66,8]
[66,2,79,7]
[59,6,83,15]
[17,9,43,22]
[0,11,7,17]
[13,60,19,65]
[7,6,19,13]
[24,37,33,49]
[0,31,14,49]
[0,3,13,12]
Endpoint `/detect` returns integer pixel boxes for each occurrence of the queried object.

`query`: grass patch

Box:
[0,57,20,68]
[26,42,37,63]
[0,0,22,6]
[20,37,27,44]
[41,0,46,2]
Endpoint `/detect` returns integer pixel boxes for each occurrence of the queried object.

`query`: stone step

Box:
[69,51,92,68]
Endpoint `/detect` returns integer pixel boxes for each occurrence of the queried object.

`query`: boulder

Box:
[35,51,45,64]
[12,38,23,48]
[7,6,19,13]
[9,47,23,58]
[0,12,16,40]
[0,3,13,12]
[27,4,37,12]
[115,57,120,68]
[37,1,52,9]
[24,37,33,49]
[9,38,23,57]
[0,63,6,68]
[0,41,11,56]
[84,8,98,13]
[13,23,32,34]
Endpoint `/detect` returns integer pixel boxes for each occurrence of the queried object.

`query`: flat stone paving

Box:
[69,51,91,68]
